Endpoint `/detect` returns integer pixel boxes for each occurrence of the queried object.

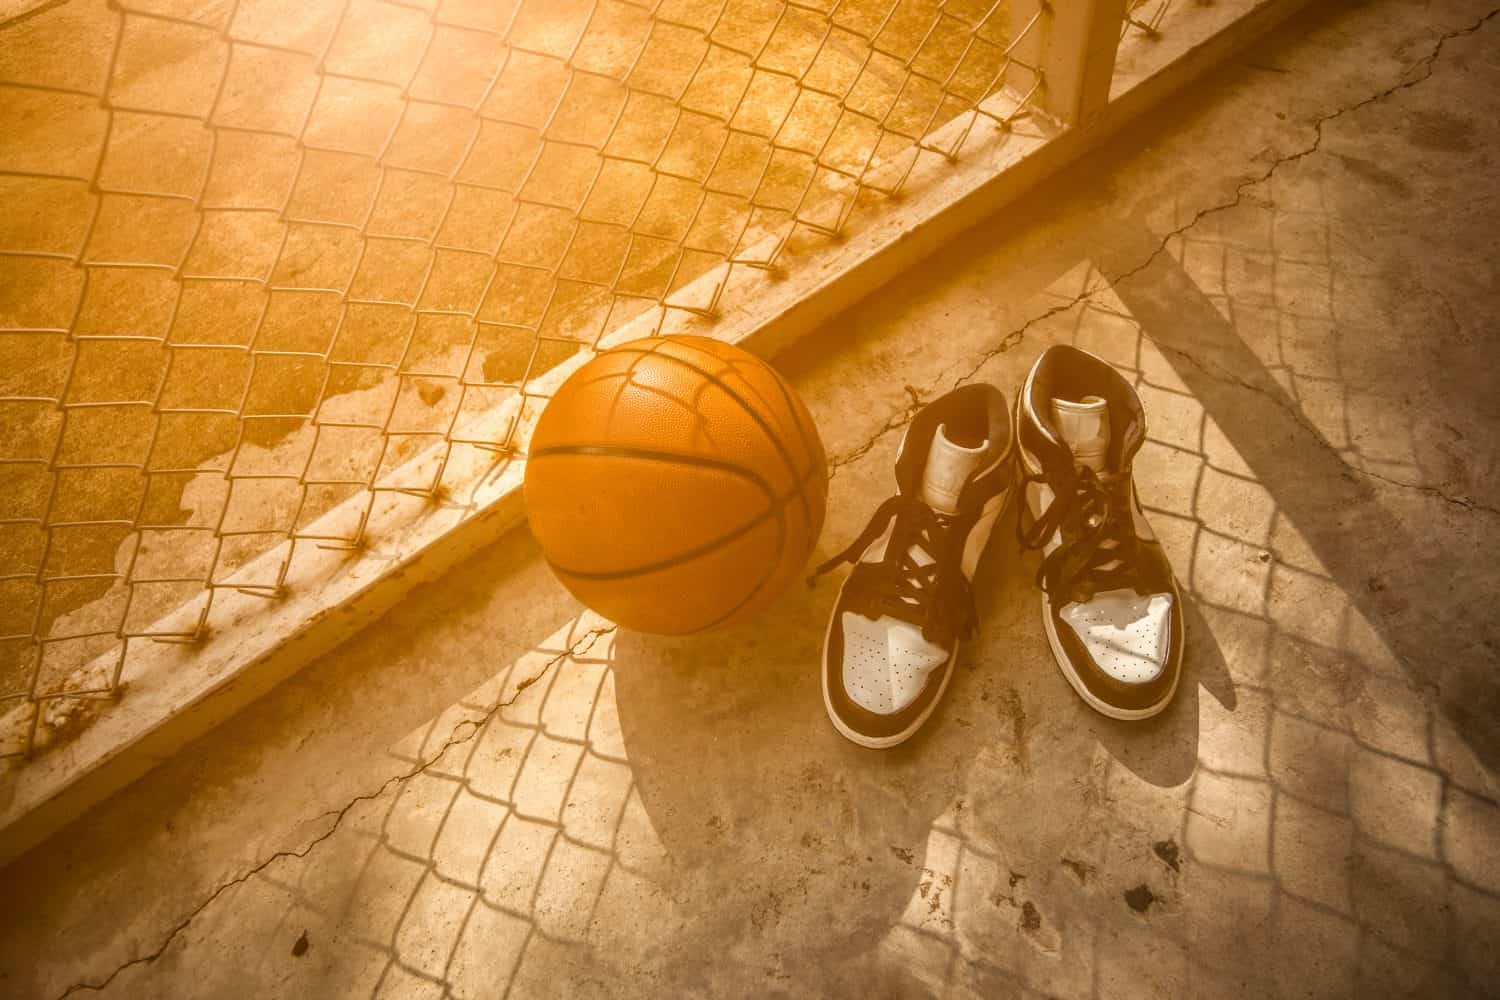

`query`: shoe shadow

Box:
[609,580,994,993]
[606,491,1220,991]
[990,485,1231,789]
[1089,591,1235,788]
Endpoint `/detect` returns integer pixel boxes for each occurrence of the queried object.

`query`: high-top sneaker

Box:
[1016,345,1183,720]
[813,385,1014,748]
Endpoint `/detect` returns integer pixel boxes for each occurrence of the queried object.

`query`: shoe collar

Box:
[894,384,1013,504]
[1019,345,1146,480]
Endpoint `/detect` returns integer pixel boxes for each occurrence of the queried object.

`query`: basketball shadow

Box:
[608,567,998,992]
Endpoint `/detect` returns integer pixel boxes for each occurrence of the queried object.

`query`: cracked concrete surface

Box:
[48,624,618,1000]
[4,0,1500,997]
[826,4,1500,507]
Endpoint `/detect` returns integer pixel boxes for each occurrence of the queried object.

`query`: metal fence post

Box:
[1010,0,1129,129]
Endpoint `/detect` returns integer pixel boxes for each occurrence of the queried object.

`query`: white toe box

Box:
[840,612,948,714]
[1059,589,1173,685]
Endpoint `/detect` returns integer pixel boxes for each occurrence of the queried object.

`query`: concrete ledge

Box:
[0,0,1314,867]
[0,0,60,25]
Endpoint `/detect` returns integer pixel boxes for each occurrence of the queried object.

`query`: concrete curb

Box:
[0,0,1314,866]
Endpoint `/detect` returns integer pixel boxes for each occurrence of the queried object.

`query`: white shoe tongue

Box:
[919,424,987,515]
[1052,395,1110,473]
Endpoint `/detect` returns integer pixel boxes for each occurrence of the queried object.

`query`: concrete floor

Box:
[0,0,1018,744]
[5,0,1500,996]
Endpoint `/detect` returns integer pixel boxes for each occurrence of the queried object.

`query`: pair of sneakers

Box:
[814,346,1183,748]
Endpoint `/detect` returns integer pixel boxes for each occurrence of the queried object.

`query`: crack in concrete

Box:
[44,9,1500,997]
[53,624,617,999]
[1355,467,1500,518]
[826,6,1500,511]
[1114,5,1500,296]
[824,295,1073,478]
[1157,339,1500,518]
[827,384,924,474]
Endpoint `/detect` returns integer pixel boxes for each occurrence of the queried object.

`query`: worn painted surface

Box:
[3,0,1500,996]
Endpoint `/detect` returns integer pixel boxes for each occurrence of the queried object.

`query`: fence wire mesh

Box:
[0,0,1059,761]
[1123,0,1173,38]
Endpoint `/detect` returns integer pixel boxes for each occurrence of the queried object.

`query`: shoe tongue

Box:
[918,424,987,515]
[1052,395,1111,473]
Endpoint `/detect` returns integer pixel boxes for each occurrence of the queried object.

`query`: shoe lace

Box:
[809,494,977,646]
[1018,465,1138,603]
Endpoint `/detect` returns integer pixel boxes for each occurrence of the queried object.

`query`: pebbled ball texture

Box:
[524,335,827,635]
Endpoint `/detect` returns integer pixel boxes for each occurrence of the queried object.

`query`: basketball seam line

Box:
[760,361,827,504]
[608,342,814,534]
[529,444,782,580]
[545,491,784,582]
[763,364,820,475]
[671,343,823,535]
[533,340,822,631]
[541,457,819,582]
[527,444,776,500]
[675,456,826,634]
[568,340,820,538]
[544,460,820,633]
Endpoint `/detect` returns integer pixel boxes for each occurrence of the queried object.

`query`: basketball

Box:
[524,335,827,635]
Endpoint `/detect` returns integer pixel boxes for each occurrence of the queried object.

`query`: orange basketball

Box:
[524,335,827,635]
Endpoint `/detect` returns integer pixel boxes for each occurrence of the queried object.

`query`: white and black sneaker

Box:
[1017,346,1183,720]
[812,385,1014,748]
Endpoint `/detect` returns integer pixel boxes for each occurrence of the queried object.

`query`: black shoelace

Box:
[809,494,978,646]
[1018,465,1138,603]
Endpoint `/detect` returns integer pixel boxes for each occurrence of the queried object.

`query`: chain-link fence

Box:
[1123,0,1174,38]
[0,0,1070,761]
